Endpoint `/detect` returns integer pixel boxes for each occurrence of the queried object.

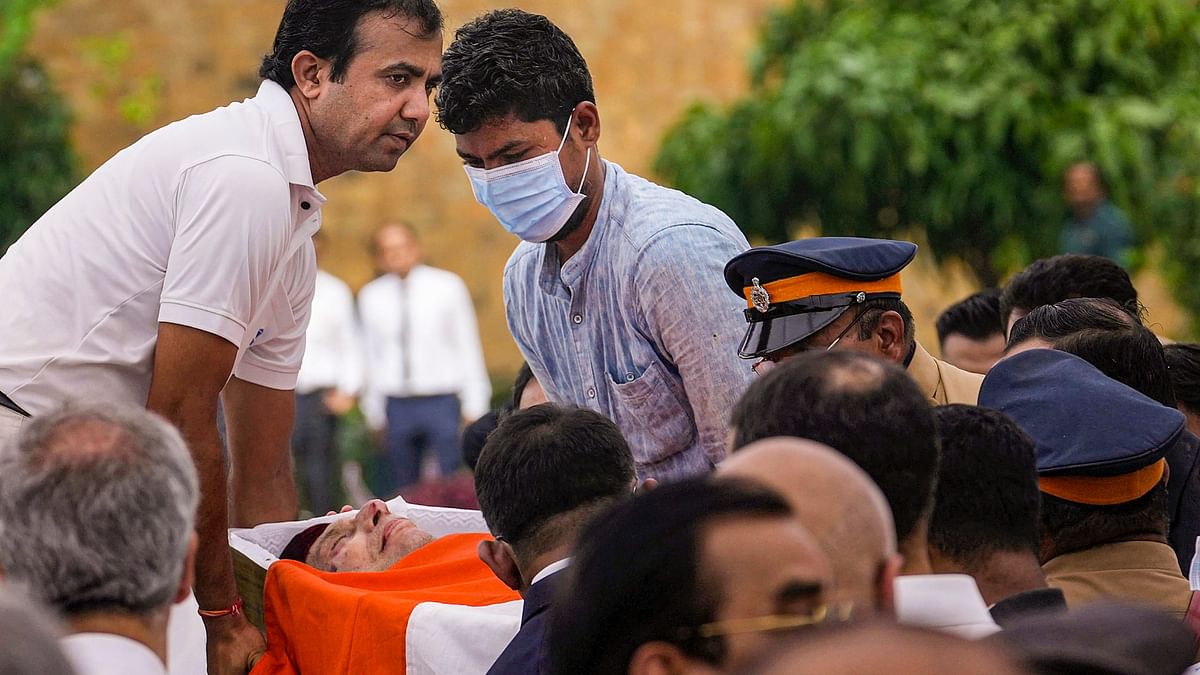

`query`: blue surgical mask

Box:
[464,114,592,243]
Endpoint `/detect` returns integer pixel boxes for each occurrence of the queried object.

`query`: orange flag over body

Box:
[252,533,521,674]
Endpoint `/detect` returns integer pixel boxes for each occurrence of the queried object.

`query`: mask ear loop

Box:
[559,108,591,196]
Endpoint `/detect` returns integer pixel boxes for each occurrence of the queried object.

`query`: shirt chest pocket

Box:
[608,361,696,466]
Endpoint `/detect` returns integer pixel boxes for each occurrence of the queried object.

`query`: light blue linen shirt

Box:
[503,160,754,480]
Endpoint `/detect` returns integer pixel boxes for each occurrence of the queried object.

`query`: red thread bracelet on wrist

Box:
[197,597,244,619]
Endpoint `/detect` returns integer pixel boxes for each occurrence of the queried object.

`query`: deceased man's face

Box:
[307,499,434,572]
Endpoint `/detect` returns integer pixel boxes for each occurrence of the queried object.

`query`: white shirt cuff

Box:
[159,301,246,347]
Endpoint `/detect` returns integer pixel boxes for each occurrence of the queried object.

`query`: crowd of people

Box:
[0,0,1199,674]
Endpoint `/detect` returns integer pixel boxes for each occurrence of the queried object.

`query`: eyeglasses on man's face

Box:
[674,602,855,641]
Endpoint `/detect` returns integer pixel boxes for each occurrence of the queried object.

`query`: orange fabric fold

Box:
[1039,459,1166,506]
[251,533,520,675]
[743,272,903,308]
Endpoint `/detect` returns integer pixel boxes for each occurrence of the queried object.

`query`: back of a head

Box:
[1009,298,1174,406]
[1165,343,1200,415]
[936,289,1003,347]
[259,0,444,90]
[929,405,1040,572]
[474,405,635,565]
[548,477,791,675]
[730,351,939,544]
[0,589,74,675]
[1000,254,1140,329]
[436,8,595,135]
[717,438,896,611]
[0,403,199,617]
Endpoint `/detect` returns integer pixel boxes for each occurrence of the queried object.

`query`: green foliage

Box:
[0,0,77,256]
[656,0,1200,328]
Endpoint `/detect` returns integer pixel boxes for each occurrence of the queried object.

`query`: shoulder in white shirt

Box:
[60,633,165,675]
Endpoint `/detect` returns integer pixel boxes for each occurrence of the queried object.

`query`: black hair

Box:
[459,410,498,472]
[929,405,1041,569]
[259,0,443,90]
[1009,298,1175,407]
[548,477,792,675]
[1040,481,1169,558]
[936,289,1004,347]
[856,298,916,348]
[1165,344,1200,415]
[1000,254,1141,328]
[730,351,939,544]
[510,362,537,410]
[474,405,634,566]
[436,9,595,135]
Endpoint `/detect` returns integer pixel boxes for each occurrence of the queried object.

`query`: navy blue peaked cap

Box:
[723,237,917,358]
[723,237,917,293]
[979,349,1184,478]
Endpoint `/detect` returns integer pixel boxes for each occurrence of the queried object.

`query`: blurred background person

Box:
[1060,162,1134,263]
[291,230,362,516]
[935,289,1006,374]
[359,222,490,496]
[1164,343,1200,438]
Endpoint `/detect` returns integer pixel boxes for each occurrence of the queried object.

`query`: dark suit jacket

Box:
[486,569,561,675]
[1166,430,1200,573]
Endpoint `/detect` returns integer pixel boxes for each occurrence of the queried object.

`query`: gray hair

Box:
[0,587,75,675]
[0,402,199,616]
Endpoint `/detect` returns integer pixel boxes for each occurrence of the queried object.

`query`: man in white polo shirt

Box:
[0,1,443,672]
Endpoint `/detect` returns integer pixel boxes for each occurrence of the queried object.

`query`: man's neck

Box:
[553,159,606,264]
[1042,532,1168,563]
[69,609,169,666]
[519,544,572,594]
[289,89,337,184]
[899,527,934,576]
[964,551,1048,606]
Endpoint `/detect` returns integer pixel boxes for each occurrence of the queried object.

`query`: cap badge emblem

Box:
[751,277,771,313]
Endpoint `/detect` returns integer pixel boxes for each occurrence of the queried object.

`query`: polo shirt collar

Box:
[254,80,318,190]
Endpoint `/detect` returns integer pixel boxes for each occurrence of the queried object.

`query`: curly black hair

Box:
[435,9,595,134]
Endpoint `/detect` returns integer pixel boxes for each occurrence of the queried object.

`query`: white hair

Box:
[0,402,198,616]
[0,587,74,674]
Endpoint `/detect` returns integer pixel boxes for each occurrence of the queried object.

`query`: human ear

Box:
[478,539,523,591]
[573,102,602,145]
[291,50,329,100]
[877,552,903,616]
[175,532,199,604]
[628,641,697,675]
[875,311,908,364]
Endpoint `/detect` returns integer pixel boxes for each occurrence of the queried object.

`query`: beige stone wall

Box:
[27,0,1189,382]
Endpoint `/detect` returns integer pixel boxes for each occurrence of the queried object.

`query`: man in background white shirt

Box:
[292,232,363,515]
[0,402,199,675]
[359,223,490,495]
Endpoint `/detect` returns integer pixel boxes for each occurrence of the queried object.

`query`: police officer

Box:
[723,237,983,405]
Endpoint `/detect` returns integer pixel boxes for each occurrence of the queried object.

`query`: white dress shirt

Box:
[295,269,364,396]
[358,265,491,425]
[894,573,1001,638]
[61,633,165,675]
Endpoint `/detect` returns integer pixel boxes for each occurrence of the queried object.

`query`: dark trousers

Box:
[291,392,341,515]
[383,394,461,493]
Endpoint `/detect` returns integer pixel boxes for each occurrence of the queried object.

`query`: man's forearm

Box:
[180,421,240,609]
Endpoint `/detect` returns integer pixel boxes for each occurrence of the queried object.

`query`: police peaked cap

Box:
[723,237,918,359]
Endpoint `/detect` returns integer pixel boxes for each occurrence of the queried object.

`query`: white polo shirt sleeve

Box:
[158,155,294,350]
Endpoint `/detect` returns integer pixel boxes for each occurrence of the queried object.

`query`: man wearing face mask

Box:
[436,9,753,481]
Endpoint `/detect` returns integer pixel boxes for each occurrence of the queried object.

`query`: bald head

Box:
[719,438,897,613]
